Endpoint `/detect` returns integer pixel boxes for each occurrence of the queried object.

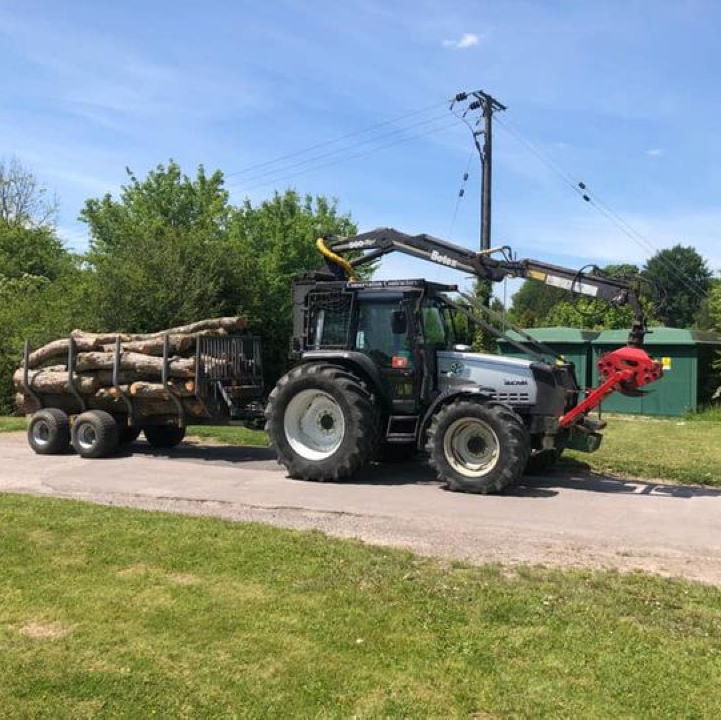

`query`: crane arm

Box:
[322,227,647,346]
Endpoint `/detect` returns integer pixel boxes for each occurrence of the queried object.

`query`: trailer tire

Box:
[118,425,142,445]
[265,363,380,481]
[71,410,120,459]
[28,408,70,455]
[143,425,186,448]
[426,400,530,494]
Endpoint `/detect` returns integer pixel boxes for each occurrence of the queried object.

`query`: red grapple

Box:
[559,346,663,428]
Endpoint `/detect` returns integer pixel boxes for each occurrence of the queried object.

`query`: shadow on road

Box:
[126,440,721,500]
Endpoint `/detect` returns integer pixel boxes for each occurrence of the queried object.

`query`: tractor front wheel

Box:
[426,400,530,494]
[265,363,379,481]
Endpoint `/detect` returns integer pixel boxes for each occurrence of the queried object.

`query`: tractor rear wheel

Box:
[265,363,380,481]
[426,400,530,494]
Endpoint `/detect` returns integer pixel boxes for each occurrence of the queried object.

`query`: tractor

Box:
[264,228,662,493]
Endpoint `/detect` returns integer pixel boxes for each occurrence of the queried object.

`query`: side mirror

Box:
[391,310,407,335]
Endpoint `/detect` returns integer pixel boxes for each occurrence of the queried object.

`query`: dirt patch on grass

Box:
[17,620,73,639]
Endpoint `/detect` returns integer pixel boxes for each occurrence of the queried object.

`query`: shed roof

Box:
[593,327,721,346]
[500,326,599,344]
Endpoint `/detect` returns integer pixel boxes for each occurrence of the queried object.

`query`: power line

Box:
[227,111,450,189]
[495,115,710,303]
[227,117,460,195]
[225,100,446,180]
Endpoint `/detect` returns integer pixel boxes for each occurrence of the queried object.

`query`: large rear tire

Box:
[426,400,530,494]
[265,363,380,481]
[28,408,70,455]
[71,410,120,459]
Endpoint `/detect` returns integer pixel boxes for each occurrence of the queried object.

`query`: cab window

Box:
[355,301,410,367]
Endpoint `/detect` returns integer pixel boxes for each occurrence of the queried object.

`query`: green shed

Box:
[497,327,599,389]
[591,327,721,416]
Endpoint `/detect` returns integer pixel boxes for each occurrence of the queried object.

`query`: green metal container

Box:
[497,327,599,389]
[591,327,721,416]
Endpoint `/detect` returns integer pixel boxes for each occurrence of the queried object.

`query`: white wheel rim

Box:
[443,417,500,478]
[283,389,345,461]
[77,423,97,452]
[32,420,51,447]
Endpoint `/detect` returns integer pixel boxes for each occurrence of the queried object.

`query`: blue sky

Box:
[2,0,720,295]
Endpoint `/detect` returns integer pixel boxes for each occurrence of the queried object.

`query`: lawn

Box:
[562,414,721,485]
[2,493,721,718]
[0,416,27,433]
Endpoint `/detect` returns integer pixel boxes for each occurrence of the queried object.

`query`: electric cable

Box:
[495,115,710,304]
[227,117,460,194]
[225,100,447,179]
[226,111,450,188]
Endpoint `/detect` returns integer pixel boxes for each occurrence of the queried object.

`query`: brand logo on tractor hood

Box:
[503,379,529,385]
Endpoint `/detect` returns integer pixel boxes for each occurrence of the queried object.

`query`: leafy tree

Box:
[228,190,357,381]
[81,162,240,333]
[642,245,711,328]
[508,281,566,328]
[81,163,357,384]
[0,160,81,413]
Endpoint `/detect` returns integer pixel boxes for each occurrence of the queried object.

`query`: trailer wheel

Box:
[28,408,70,455]
[118,425,142,445]
[426,400,530,494]
[143,425,186,448]
[71,410,120,459]
[265,363,380,481]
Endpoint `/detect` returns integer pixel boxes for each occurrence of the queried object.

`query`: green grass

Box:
[563,414,721,485]
[0,415,26,433]
[187,423,268,446]
[2,494,721,718]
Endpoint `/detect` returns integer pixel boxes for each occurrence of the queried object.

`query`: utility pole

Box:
[451,90,506,251]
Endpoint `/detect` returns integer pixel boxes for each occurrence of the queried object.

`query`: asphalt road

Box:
[2,431,721,584]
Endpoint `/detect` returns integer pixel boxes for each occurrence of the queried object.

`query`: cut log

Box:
[129,381,195,398]
[97,329,226,356]
[75,352,195,377]
[27,338,103,369]
[70,316,245,342]
[13,368,100,394]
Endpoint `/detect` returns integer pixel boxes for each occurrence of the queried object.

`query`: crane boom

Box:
[321,227,647,347]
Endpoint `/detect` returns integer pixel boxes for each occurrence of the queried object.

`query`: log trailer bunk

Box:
[262,228,663,493]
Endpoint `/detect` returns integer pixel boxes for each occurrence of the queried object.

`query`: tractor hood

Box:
[436,351,537,405]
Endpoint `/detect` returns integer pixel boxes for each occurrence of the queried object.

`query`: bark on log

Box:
[75,352,195,377]
[97,329,226,356]
[13,368,100,394]
[70,316,245,342]
[27,338,102,369]
[129,381,195,398]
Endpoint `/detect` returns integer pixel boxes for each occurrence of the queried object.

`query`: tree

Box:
[643,245,711,328]
[81,162,240,333]
[228,190,357,380]
[0,157,57,228]
[508,281,567,328]
[0,160,78,413]
[81,163,357,384]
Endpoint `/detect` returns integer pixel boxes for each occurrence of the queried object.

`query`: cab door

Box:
[354,297,420,413]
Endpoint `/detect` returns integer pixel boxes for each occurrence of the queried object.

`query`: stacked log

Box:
[14,317,245,418]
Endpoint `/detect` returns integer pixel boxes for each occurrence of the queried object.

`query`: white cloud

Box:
[646,148,664,157]
[442,33,481,49]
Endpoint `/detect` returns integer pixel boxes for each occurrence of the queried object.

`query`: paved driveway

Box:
[2,431,720,584]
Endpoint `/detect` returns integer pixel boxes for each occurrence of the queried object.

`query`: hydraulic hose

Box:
[316,238,356,280]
